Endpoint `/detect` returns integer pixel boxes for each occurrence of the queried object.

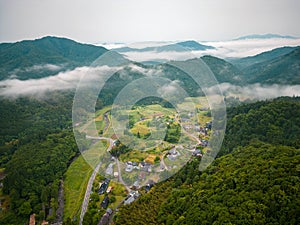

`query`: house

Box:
[192,149,203,157]
[140,162,152,172]
[106,186,113,193]
[145,180,155,192]
[100,196,109,209]
[167,148,180,161]
[200,140,209,147]
[205,121,212,130]
[124,191,140,205]
[98,178,110,194]
[125,164,133,172]
[124,196,135,205]
[106,208,113,215]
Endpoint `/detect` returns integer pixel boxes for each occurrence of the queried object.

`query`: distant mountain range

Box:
[113,40,215,53]
[235,34,298,40]
[0,36,107,80]
[0,36,299,85]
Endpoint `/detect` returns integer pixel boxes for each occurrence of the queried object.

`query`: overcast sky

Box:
[0,0,299,43]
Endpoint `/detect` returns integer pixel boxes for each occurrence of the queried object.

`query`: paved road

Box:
[85,135,115,152]
[79,162,102,225]
[79,136,115,225]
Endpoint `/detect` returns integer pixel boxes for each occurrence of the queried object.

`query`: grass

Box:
[130,122,151,136]
[64,141,106,221]
[64,155,93,221]
[120,150,148,162]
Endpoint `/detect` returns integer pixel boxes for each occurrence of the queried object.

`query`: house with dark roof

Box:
[145,180,155,192]
[98,178,110,194]
[100,196,109,209]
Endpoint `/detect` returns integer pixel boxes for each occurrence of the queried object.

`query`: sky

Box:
[0,0,300,43]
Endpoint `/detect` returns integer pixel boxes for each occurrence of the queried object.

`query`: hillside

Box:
[243,47,300,84]
[0,36,107,80]
[114,97,300,225]
[201,55,243,84]
[229,46,298,69]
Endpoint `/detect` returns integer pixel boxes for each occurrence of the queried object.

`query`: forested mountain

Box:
[201,55,243,84]
[241,47,300,84]
[0,92,82,224]
[1,36,299,85]
[113,40,214,52]
[0,36,107,80]
[229,46,298,69]
[114,97,300,225]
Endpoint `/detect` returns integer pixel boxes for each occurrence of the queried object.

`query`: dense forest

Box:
[0,92,79,224]
[114,97,300,225]
[0,92,299,225]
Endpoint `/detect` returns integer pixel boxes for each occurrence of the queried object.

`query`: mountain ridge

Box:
[235,33,298,40]
[0,36,108,80]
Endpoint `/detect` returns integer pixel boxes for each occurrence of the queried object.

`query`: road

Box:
[86,135,114,152]
[79,110,117,225]
[160,152,169,171]
[79,162,102,225]
[79,136,115,225]
[115,158,131,192]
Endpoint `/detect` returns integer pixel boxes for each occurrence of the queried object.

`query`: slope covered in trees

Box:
[0,92,81,224]
[114,97,300,225]
[0,36,107,80]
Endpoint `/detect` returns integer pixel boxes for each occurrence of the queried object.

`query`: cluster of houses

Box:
[125,161,152,173]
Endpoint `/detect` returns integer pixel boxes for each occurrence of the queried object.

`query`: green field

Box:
[64,141,107,221]
[64,155,93,221]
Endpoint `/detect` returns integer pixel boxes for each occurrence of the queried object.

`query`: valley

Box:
[0,36,299,225]
[66,96,212,224]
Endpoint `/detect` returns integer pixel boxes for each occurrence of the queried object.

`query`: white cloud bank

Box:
[0,66,122,97]
[208,83,300,100]
[114,38,300,63]
[0,64,165,97]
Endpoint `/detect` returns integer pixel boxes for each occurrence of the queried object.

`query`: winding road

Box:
[79,111,115,225]
[79,136,115,225]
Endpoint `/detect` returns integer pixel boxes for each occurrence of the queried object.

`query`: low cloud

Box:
[204,38,300,58]
[0,66,121,97]
[0,64,165,98]
[128,64,163,76]
[207,83,300,100]
[116,38,300,62]
[10,64,64,76]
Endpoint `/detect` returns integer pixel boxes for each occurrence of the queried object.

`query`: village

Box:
[81,97,213,224]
